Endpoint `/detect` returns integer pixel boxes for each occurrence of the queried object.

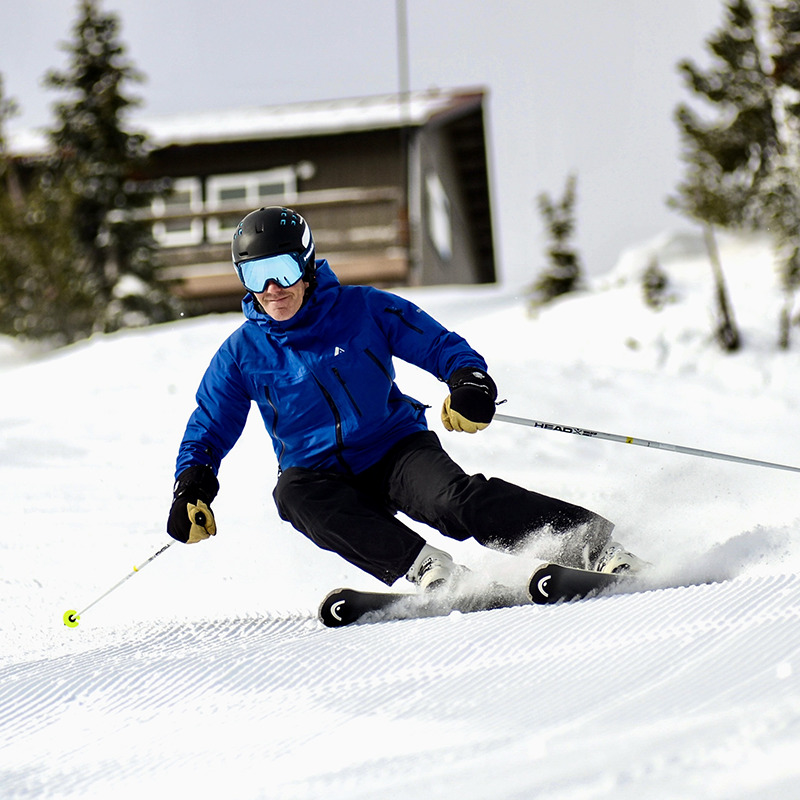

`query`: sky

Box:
[2,0,725,284]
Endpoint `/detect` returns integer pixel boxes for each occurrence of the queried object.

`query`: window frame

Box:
[151,177,204,247]
[206,167,298,243]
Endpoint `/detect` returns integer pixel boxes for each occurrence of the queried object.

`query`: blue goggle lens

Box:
[235,253,304,292]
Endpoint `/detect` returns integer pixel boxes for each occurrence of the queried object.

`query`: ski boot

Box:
[406,543,468,593]
[593,541,650,575]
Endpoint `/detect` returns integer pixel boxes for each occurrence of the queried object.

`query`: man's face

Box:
[254,279,309,322]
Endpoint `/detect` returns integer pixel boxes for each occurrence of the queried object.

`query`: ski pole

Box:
[63,541,174,627]
[494,413,800,474]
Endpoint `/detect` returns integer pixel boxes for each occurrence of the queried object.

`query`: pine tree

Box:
[672,0,776,227]
[0,75,94,343]
[763,0,800,348]
[641,257,671,310]
[530,174,583,307]
[0,75,19,213]
[42,0,178,336]
[668,0,770,351]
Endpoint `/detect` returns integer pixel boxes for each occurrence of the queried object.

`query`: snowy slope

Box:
[2,231,800,798]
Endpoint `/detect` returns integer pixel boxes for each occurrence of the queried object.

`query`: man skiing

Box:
[167,206,646,592]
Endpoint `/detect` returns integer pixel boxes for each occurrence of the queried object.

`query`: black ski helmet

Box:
[231,206,316,283]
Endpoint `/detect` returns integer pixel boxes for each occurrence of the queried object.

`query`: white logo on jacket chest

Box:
[333,347,346,357]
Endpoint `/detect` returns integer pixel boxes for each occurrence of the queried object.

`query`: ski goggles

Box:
[234,253,305,292]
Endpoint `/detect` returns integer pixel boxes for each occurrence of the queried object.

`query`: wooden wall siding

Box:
[159,185,409,312]
[132,93,495,312]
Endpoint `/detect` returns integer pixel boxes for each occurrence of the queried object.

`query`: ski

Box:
[318,582,526,628]
[319,563,638,627]
[528,562,626,604]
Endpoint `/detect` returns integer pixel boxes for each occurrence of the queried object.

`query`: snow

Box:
[2,230,800,798]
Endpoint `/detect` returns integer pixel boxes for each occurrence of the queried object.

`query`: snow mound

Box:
[2,231,800,797]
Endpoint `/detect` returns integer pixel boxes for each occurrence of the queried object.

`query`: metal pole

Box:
[494,413,800,474]
[396,0,410,114]
[63,541,174,627]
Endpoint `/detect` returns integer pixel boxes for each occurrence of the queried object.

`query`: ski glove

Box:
[441,367,498,433]
[167,465,219,544]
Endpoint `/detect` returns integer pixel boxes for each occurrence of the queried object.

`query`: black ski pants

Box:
[273,430,613,585]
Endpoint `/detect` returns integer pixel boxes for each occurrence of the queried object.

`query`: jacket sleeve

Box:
[367,289,488,381]
[174,345,252,478]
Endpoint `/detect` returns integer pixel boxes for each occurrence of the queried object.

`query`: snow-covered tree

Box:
[42,0,179,337]
[641,258,671,311]
[530,174,583,307]
[2,2,180,344]
[670,0,800,349]
[0,75,95,343]
[762,0,800,347]
[669,0,777,350]
[672,0,776,227]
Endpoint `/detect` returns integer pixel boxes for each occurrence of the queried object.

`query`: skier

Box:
[167,206,646,592]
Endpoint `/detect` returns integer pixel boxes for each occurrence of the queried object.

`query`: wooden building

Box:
[10,87,497,313]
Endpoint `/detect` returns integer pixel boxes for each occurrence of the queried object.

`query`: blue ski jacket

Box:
[175,261,488,477]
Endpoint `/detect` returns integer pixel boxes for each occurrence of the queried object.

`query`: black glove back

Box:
[167,465,220,544]
[441,367,498,433]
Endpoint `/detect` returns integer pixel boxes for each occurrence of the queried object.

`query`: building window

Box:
[425,172,452,261]
[152,178,203,247]
[206,167,298,243]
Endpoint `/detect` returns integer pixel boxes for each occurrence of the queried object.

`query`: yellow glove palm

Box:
[441,395,490,434]
[185,500,217,543]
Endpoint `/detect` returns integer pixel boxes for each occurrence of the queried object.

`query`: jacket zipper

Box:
[365,348,393,382]
[365,347,428,412]
[385,306,424,334]
[397,396,431,412]
[313,375,350,472]
[264,386,286,468]
[331,367,362,416]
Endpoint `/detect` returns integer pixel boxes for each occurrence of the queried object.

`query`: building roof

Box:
[8,87,487,157]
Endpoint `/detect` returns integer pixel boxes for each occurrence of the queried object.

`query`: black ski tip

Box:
[528,563,621,605]
[529,565,559,605]
[319,588,354,628]
[318,587,407,627]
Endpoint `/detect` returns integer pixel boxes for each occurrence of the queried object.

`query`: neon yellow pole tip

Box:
[63,610,80,628]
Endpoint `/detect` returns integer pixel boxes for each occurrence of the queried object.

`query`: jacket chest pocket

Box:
[256,367,328,429]
[324,340,395,417]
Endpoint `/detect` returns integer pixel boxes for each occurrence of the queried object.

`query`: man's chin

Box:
[264,303,296,321]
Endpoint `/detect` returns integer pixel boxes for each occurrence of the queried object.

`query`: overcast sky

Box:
[3,1,725,285]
